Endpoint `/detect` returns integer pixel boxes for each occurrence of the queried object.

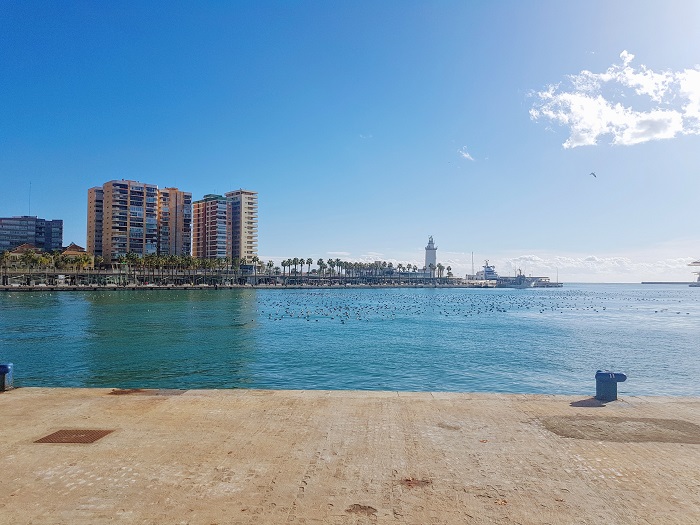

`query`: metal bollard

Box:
[595,370,626,402]
[0,363,13,392]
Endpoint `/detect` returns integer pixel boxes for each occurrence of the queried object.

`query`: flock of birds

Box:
[248,289,693,325]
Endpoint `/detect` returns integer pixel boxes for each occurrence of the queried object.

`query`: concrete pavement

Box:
[1,388,698,524]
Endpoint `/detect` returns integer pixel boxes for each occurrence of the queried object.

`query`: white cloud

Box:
[493,253,697,283]
[327,251,351,257]
[359,133,373,139]
[458,146,474,161]
[530,51,700,148]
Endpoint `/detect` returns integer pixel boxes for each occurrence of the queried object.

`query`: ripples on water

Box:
[0,285,698,395]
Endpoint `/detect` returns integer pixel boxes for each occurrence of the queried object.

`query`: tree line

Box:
[1,249,456,286]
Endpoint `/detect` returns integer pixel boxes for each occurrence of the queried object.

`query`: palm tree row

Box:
[2,249,456,286]
[275,257,455,285]
[1,248,96,285]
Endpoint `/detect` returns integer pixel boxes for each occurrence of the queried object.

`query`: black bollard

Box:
[0,363,13,392]
[595,370,627,402]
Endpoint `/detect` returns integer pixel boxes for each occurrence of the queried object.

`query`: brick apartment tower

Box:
[192,189,258,261]
[159,188,192,257]
[87,180,192,262]
[192,194,228,259]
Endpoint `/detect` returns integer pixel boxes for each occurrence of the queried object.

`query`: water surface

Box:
[1,285,698,395]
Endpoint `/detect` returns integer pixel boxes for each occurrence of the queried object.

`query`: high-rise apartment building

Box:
[226,189,258,261]
[192,189,258,261]
[192,194,228,259]
[159,188,192,257]
[87,180,192,261]
[0,216,63,253]
[86,187,104,258]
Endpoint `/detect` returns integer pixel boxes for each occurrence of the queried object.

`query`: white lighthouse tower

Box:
[425,236,437,277]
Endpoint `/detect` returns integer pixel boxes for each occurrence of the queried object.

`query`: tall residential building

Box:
[192,194,228,259]
[87,180,192,262]
[225,189,258,261]
[158,188,192,256]
[0,216,63,253]
[192,189,258,261]
[86,187,104,257]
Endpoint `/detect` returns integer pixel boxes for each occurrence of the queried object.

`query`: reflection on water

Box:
[0,285,698,395]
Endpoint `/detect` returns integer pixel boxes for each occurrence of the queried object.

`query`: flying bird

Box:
[590,172,596,178]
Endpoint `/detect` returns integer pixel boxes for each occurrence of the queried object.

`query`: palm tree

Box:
[125,252,139,284]
[34,253,50,284]
[78,253,92,284]
[257,258,265,281]
[20,249,39,285]
[251,255,260,284]
[446,266,452,279]
[116,254,126,285]
[1,250,10,285]
[306,258,313,283]
[143,253,156,283]
[281,260,288,281]
[232,257,241,282]
[317,258,325,278]
[180,254,193,284]
[163,254,175,284]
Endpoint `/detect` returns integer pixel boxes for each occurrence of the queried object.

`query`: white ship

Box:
[471,260,561,288]
[475,260,499,280]
[690,260,700,287]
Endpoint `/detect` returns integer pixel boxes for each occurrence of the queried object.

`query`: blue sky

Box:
[1,1,699,282]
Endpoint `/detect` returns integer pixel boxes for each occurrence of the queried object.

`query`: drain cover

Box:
[35,429,115,444]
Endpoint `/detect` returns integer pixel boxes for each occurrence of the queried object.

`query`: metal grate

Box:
[35,429,115,444]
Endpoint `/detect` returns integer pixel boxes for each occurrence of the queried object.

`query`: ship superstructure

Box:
[469,260,561,288]
[690,259,700,287]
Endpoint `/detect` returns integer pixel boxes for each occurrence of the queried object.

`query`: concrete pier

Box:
[1,388,698,524]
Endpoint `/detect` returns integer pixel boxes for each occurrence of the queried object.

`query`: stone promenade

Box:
[1,388,698,524]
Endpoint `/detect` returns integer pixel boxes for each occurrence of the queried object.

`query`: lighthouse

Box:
[425,236,437,277]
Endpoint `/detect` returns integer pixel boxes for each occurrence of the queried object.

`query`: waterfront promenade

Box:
[1,388,698,524]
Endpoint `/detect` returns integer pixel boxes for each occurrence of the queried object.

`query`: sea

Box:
[0,284,698,396]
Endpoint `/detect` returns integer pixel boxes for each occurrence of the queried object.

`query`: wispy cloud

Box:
[458,146,474,161]
[327,251,351,257]
[359,133,373,139]
[530,51,700,148]
[501,253,696,282]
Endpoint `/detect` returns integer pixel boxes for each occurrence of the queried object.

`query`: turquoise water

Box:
[0,285,698,395]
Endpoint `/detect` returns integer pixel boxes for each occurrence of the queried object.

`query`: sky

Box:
[1,1,699,282]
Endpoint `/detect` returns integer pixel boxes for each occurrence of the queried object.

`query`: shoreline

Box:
[1,283,505,292]
[1,387,699,524]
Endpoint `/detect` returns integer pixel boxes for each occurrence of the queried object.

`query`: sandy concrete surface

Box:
[0,388,698,524]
